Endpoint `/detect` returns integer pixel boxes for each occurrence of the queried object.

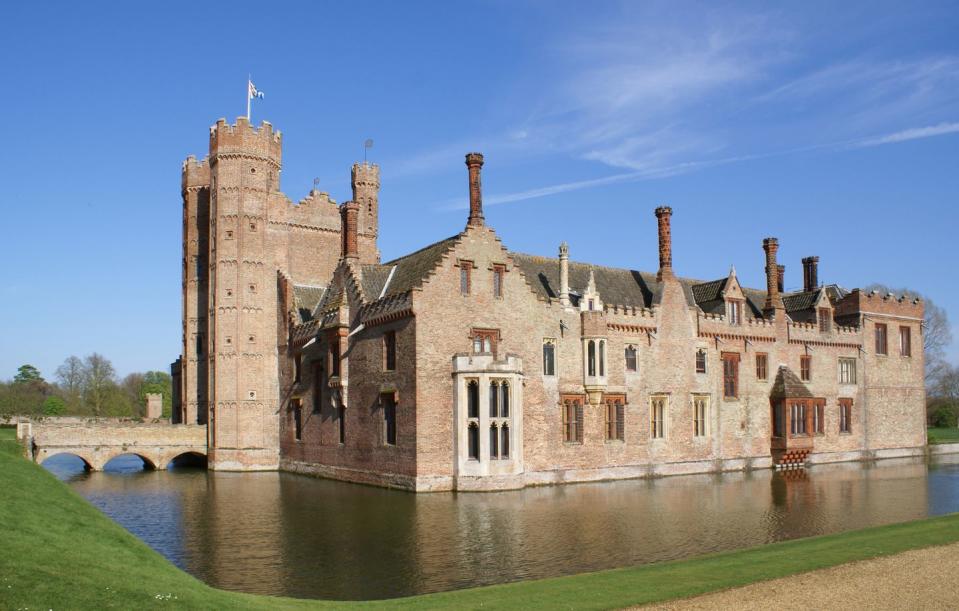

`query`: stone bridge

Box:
[17,418,207,471]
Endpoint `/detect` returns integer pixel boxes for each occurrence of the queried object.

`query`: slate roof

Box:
[770,366,815,399]
[361,235,460,299]
[292,285,326,323]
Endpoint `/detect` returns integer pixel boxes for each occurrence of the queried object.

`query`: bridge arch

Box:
[167,451,208,469]
[102,452,158,471]
[40,451,95,472]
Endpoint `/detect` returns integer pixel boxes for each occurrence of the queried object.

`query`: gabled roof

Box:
[292,284,326,323]
[365,235,460,299]
[770,366,815,399]
[510,254,660,308]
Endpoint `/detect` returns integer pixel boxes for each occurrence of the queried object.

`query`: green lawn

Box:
[929,427,959,445]
[3,431,959,610]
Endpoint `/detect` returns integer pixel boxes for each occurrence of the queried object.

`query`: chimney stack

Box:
[340,200,359,259]
[763,237,784,312]
[559,242,570,307]
[654,206,673,281]
[802,256,819,292]
[777,264,785,294]
[465,152,484,227]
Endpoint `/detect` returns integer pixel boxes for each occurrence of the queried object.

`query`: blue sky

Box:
[1,1,958,379]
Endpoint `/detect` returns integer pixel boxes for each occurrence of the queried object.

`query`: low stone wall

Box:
[929,442,959,456]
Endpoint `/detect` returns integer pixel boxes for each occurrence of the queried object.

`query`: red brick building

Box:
[175,118,926,490]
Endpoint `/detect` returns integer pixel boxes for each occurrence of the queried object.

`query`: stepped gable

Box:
[291,285,326,323]
[770,366,815,399]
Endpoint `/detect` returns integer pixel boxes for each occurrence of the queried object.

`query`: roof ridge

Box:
[383,233,461,266]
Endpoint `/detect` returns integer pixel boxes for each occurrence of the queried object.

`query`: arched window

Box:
[467,380,479,419]
[489,424,499,459]
[489,381,499,417]
[501,382,510,418]
[599,340,606,377]
[588,340,596,376]
[625,346,637,372]
[501,425,510,459]
[468,423,480,460]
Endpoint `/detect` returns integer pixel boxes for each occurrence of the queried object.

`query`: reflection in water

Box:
[44,453,959,600]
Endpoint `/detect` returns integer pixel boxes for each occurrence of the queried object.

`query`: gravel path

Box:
[638,542,959,611]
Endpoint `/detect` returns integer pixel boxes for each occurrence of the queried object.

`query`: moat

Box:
[44,454,959,601]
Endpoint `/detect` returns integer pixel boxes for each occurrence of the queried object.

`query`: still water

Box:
[44,453,959,601]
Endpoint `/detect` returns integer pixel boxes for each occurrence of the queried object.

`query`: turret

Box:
[352,162,380,238]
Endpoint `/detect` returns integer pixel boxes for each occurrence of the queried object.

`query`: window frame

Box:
[561,394,585,444]
[756,353,768,381]
[818,308,832,333]
[382,392,397,446]
[311,360,324,414]
[839,398,853,434]
[875,323,888,355]
[604,393,626,442]
[650,395,668,440]
[383,330,397,371]
[492,264,506,299]
[471,328,499,355]
[459,260,473,296]
[900,325,912,357]
[624,345,638,373]
[727,299,743,326]
[542,339,556,376]
[800,355,812,382]
[292,398,303,441]
[695,348,707,374]
[839,357,857,385]
[693,394,710,438]
[722,352,740,399]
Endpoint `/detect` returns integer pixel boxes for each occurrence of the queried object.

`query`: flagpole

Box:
[246,75,251,121]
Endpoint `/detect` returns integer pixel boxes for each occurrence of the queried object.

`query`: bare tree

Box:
[55,356,85,395]
[865,284,953,388]
[83,353,116,416]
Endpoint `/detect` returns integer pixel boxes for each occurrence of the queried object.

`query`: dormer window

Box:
[727,300,743,325]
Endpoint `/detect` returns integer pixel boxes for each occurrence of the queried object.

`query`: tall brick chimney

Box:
[777,264,785,294]
[763,237,784,311]
[340,200,359,259]
[559,241,570,307]
[466,152,484,227]
[655,206,673,281]
[802,256,819,292]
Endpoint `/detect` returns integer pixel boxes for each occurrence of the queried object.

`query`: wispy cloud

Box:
[852,122,959,147]
[436,119,959,210]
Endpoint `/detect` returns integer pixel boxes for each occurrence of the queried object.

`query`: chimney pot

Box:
[466,152,485,227]
[802,256,819,292]
[654,206,673,281]
[762,237,783,312]
[340,201,359,259]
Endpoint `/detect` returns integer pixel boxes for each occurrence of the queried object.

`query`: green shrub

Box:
[931,404,959,428]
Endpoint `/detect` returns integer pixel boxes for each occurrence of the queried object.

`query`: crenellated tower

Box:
[180,155,211,426]
[206,117,283,470]
[351,162,380,262]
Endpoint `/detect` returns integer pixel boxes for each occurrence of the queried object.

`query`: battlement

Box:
[181,155,210,191]
[209,117,282,164]
[351,161,380,186]
[834,288,924,320]
[606,303,656,320]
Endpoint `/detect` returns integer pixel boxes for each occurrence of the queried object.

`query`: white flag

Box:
[248,80,265,100]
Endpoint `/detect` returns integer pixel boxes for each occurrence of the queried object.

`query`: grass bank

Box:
[3,432,959,610]
[928,426,959,445]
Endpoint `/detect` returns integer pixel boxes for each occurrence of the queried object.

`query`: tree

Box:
[13,364,44,385]
[55,356,85,395]
[864,284,953,388]
[43,395,66,416]
[82,353,116,416]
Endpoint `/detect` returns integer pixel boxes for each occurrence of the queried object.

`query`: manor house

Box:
[172,117,926,491]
